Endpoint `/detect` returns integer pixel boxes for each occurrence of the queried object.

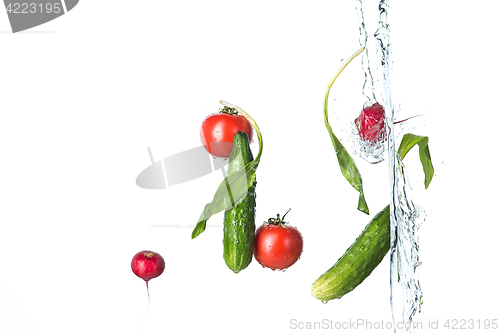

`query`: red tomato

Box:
[200,113,253,158]
[254,221,303,271]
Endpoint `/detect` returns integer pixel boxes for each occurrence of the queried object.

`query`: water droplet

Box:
[321,300,329,304]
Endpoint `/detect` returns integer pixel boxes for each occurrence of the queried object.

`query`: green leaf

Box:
[191,220,207,239]
[324,47,369,215]
[325,123,369,215]
[397,133,434,188]
[191,156,258,239]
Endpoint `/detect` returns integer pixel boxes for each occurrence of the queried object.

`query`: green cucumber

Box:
[311,205,390,302]
[223,131,256,273]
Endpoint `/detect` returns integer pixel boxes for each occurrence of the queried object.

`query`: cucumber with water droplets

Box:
[311,128,434,302]
[311,205,390,302]
[223,131,256,273]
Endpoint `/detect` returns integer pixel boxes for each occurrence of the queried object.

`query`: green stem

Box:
[323,47,365,128]
[219,100,263,164]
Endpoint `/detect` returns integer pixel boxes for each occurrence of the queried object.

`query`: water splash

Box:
[388,155,426,328]
[353,0,386,164]
[377,1,425,331]
[355,0,377,104]
[355,0,425,331]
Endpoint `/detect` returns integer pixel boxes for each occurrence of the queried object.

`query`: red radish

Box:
[131,250,165,303]
[355,102,421,143]
[355,102,386,143]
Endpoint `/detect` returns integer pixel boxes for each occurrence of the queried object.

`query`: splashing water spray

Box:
[312,2,430,331]
[356,0,426,331]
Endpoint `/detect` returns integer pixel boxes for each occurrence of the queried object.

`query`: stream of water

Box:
[355,1,425,332]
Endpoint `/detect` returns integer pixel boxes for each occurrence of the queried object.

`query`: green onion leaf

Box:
[397,133,434,189]
[324,47,369,215]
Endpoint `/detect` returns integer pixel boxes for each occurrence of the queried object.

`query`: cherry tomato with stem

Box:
[254,209,303,271]
[200,106,253,158]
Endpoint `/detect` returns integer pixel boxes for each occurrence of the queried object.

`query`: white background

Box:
[1,1,499,332]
